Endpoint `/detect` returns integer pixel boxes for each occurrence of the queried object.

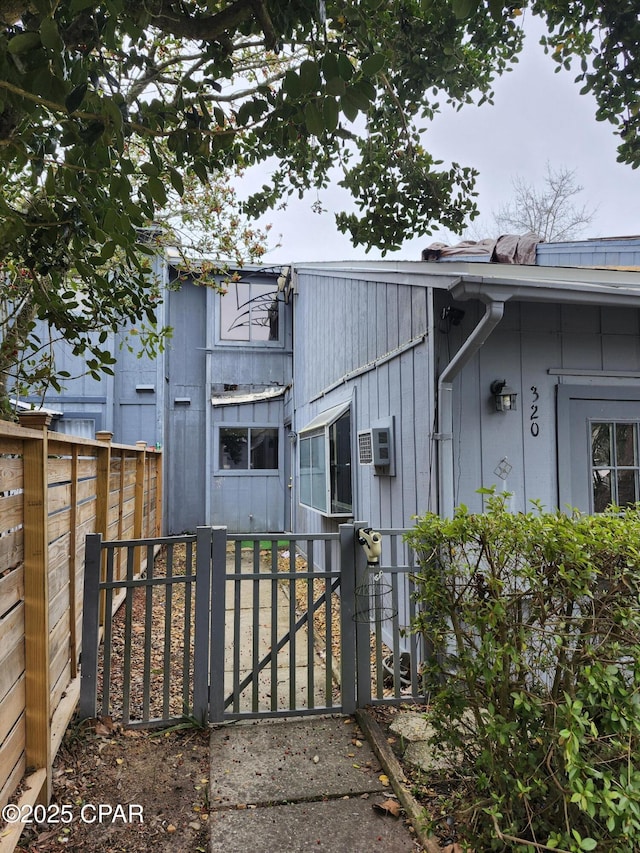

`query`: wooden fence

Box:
[0,414,162,853]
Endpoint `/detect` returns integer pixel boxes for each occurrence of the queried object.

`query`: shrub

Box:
[406,492,640,852]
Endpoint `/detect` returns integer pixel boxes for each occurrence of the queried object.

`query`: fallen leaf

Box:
[373,799,402,818]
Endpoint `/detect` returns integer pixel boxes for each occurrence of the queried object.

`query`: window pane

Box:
[300,438,312,506]
[592,470,611,513]
[220,281,279,342]
[617,469,638,507]
[220,283,250,341]
[330,411,352,513]
[299,434,326,512]
[250,284,279,341]
[311,435,327,512]
[219,428,248,469]
[591,423,611,467]
[250,428,279,470]
[616,423,636,466]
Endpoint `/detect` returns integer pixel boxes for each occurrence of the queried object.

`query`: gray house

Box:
[22,235,640,533]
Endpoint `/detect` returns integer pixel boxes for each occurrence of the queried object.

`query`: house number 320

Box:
[530,386,540,437]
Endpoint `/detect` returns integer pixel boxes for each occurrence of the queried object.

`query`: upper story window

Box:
[219,280,280,343]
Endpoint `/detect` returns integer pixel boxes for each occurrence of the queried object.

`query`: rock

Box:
[389,712,434,743]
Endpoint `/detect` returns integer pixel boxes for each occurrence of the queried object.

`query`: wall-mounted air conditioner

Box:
[357,417,395,475]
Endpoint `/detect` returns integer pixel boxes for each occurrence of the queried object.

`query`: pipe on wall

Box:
[437,297,505,519]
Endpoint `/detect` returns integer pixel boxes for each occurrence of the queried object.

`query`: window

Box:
[219,280,280,343]
[219,427,279,471]
[591,421,640,511]
[299,403,353,516]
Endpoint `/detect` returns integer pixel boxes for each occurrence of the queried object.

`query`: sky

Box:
[243,14,640,264]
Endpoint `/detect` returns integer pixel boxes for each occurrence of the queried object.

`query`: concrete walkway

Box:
[209,715,423,853]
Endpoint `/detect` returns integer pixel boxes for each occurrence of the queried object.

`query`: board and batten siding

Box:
[292,271,436,533]
[442,296,640,514]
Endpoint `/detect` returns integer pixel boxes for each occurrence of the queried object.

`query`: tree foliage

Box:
[0,1,638,412]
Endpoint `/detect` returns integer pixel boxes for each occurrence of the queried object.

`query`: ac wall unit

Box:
[357,430,374,465]
[358,419,395,473]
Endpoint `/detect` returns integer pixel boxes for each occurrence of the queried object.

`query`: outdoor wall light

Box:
[491,379,518,412]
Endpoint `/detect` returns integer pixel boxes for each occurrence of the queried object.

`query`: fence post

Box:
[79,534,103,720]
[209,527,228,723]
[95,433,112,626]
[339,524,357,715]
[353,522,372,708]
[22,423,52,804]
[193,527,213,724]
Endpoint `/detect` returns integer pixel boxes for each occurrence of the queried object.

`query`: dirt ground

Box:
[14,718,210,853]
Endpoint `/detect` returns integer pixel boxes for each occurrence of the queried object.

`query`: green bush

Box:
[406,492,640,852]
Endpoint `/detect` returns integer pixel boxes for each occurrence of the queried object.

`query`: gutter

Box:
[437,283,505,518]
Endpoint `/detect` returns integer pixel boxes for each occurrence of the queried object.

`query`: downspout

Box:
[437,296,505,518]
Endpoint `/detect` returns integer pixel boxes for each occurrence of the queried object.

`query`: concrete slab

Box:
[209,796,420,853]
[210,717,385,806]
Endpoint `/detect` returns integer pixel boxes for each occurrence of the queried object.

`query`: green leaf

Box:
[168,168,184,196]
[8,32,41,54]
[65,84,88,114]
[580,840,598,852]
[283,70,301,98]
[325,76,346,97]
[304,101,324,137]
[40,18,63,51]
[145,177,167,206]
[336,52,354,81]
[299,59,320,94]
[451,0,479,19]
[323,97,339,133]
[361,53,386,77]
[340,91,359,122]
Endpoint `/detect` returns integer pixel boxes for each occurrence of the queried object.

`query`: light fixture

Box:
[490,379,518,412]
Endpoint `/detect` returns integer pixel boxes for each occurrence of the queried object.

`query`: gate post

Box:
[209,526,228,723]
[353,523,372,708]
[79,533,103,719]
[339,524,357,715]
[193,527,213,724]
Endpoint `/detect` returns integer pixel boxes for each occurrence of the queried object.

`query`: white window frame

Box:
[299,402,353,517]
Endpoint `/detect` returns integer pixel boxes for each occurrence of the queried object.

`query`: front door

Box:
[558,385,640,512]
